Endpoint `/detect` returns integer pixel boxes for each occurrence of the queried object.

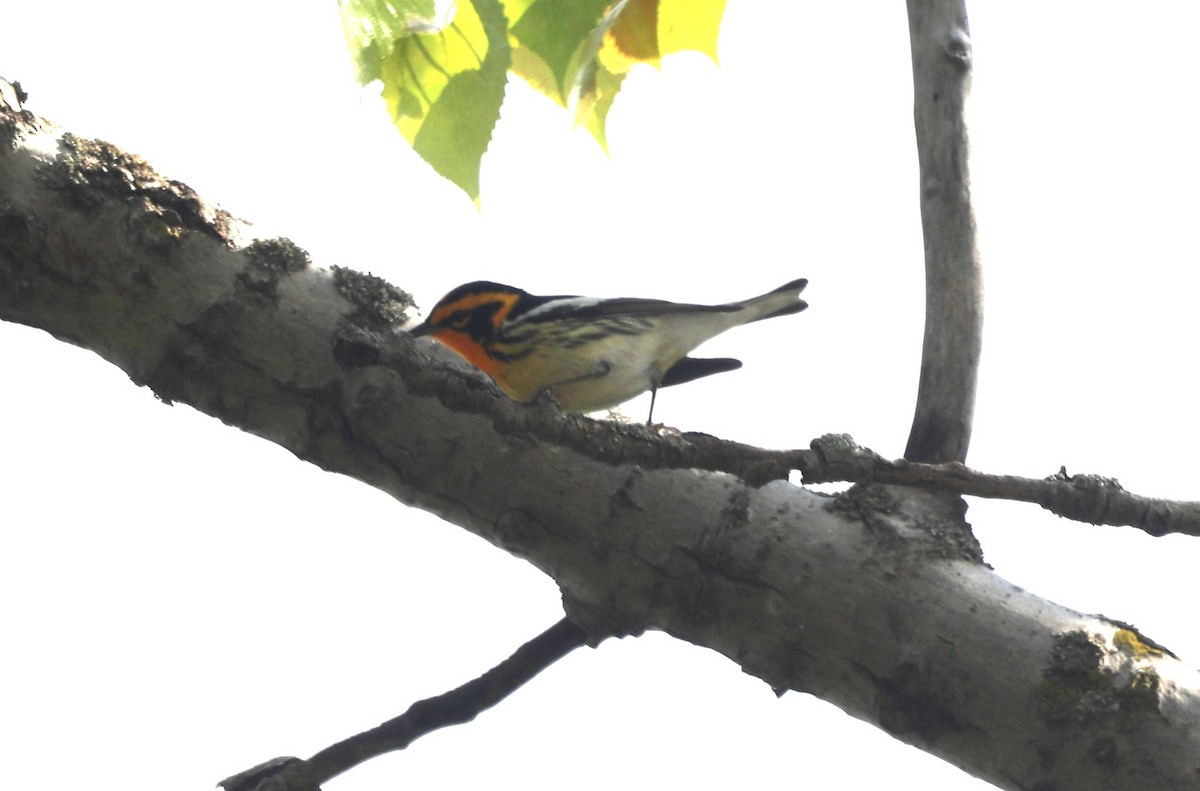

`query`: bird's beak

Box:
[408,321,433,337]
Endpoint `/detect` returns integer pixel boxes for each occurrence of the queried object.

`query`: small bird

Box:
[410,278,808,420]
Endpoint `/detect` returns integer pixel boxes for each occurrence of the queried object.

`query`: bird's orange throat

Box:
[428,330,512,391]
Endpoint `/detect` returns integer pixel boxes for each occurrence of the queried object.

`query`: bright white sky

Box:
[3,4,1199,790]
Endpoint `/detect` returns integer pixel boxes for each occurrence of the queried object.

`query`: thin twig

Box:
[799,434,1200,538]
[219,618,591,791]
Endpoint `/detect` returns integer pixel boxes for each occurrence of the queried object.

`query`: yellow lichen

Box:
[1113,628,1165,659]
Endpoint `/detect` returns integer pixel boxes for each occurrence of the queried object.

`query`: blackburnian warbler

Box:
[410,279,808,419]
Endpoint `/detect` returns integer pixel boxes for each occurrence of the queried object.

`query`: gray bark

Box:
[904,1,983,464]
[3,99,1199,791]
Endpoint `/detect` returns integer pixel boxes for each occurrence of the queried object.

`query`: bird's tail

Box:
[736,278,809,323]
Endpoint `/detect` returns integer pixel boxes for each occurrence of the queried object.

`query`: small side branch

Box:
[800,435,1200,538]
[219,618,590,791]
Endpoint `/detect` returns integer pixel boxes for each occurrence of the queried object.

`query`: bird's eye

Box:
[447,311,470,330]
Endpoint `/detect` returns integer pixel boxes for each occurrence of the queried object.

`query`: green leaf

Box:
[340,0,510,201]
[340,0,439,83]
[341,0,729,199]
[508,0,612,105]
[575,60,625,152]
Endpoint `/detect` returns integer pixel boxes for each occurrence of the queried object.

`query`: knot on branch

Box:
[800,433,883,482]
[1043,468,1127,525]
[942,27,972,71]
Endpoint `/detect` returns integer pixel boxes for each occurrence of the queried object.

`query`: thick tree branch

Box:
[219,618,590,791]
[904,1,983,464]
[4,100,1200,790]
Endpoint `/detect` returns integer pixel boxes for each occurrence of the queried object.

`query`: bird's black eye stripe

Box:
[437,301,505,340]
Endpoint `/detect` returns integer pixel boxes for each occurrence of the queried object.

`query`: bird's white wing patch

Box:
[522,296,603,320]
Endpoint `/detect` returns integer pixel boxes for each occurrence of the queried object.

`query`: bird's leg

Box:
[647,386,658,424]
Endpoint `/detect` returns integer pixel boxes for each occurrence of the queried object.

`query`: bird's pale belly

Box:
[500,334,678,413]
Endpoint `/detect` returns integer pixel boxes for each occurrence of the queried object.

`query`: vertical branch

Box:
[903,1,982,464]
